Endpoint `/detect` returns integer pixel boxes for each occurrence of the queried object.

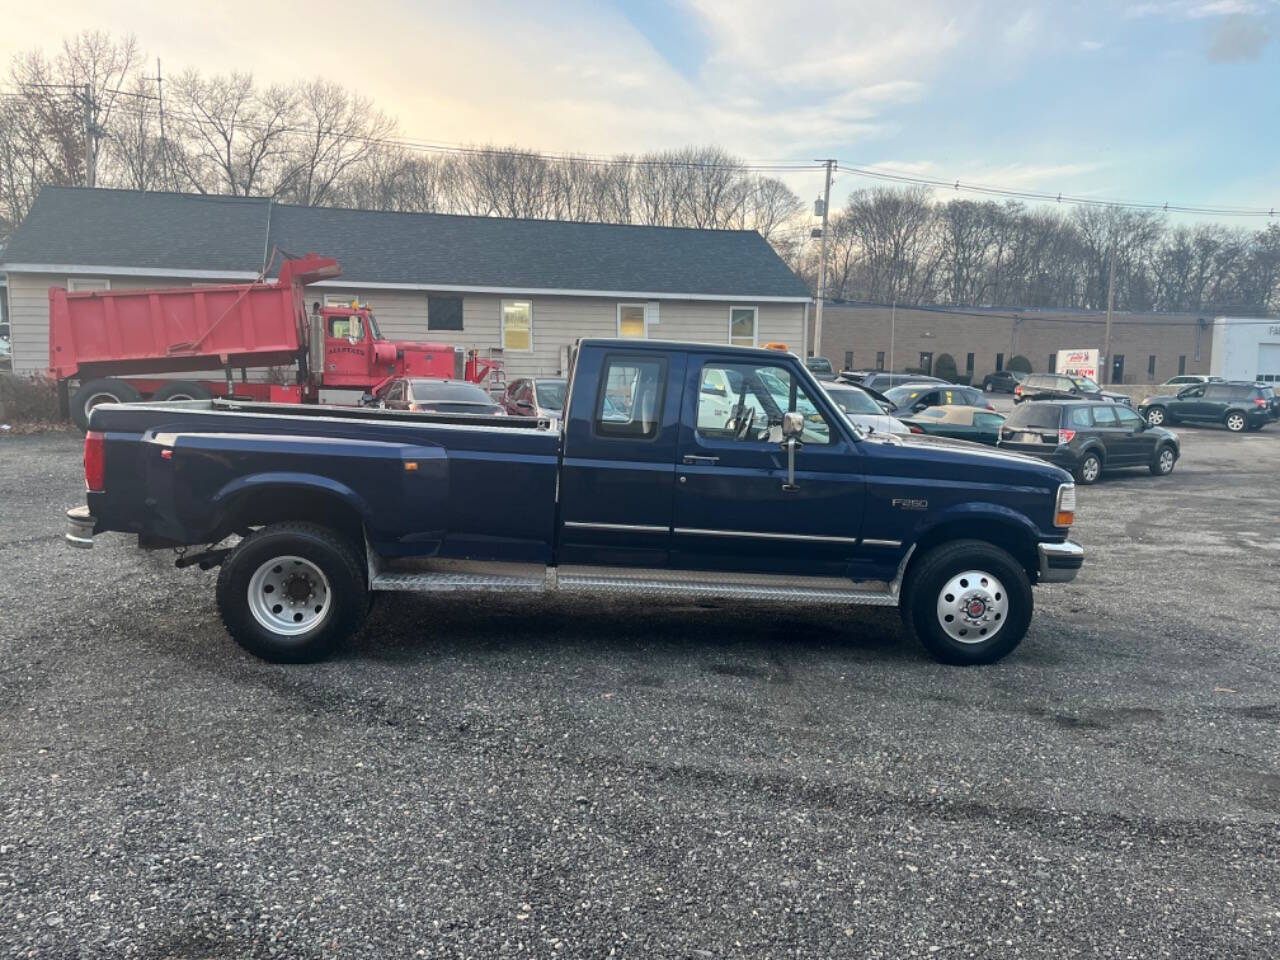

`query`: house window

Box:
[501,300,533,352]
[918,352,933,375]
[1048,352,1056,373]
[995,352,1004,371]
[618,303,647,339]
[844,350,853,370]
[1178,355,1186,375]
[428,295,463,331]
[1147,354,1157,379]
[875,351,885,371]
[965,353,975,374]
[67,278,110,292]
[729,306,757,348]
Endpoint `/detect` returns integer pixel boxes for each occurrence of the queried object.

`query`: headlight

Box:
[1055,482,1076,528]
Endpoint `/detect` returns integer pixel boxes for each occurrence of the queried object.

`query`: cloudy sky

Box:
[2,0,1276,214]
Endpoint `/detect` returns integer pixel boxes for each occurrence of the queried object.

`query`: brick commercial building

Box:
[812,302,1216,385]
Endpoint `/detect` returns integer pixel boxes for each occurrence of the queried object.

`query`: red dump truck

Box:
[49,253,501,428]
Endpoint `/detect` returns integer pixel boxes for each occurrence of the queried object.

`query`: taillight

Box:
[1014,385,1023,396]
[1057,428,1076,445]
[986,403,996,411]
[1255,396,1267,407]
[84,430,105,492]
[908,425,925,434]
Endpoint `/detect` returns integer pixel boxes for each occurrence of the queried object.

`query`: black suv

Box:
[1139,382,1278,432]
[1014,373,1132,406]
[981,370,1026,393]
[998,400,1179,484]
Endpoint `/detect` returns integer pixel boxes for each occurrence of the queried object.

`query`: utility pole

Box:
[156,58,171,190]
[1103,245,1116,383]
[82,82,96,188]
[889,299,897,374]
[812,158,834,358]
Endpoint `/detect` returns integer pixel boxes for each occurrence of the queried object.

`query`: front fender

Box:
[909,501,1042,547]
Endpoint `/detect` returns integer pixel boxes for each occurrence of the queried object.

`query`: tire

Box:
[983,380,993,392]
[1224,411,1247,433]
[70,378,142,431]
[1150,444,1177,476]
[901,539,1033,665]
[216,522,368,663]
[1144,405,1166,427]
[1075,450,1103,485]
[152,380,214,402]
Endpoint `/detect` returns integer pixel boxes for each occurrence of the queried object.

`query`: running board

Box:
[367,556,903,606]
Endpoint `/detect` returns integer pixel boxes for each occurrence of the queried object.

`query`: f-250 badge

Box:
[892,498,928,511]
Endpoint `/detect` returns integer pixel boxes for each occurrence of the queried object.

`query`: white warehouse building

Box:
[1212,317,1280,384]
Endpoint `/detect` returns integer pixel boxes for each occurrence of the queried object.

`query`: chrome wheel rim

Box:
[1159,448,1175,472]
[1146,409,1164,425]
[1082,456,1100,482]
[247,555,331,636]
[1227,414,1244,431]
[84,392,119,418]
[936,570,1008,644]
[165,393,194,402]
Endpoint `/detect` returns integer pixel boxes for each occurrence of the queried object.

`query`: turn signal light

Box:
[1055,482,1076,528]
[1057,428,1076,445]
[84,430,105,492]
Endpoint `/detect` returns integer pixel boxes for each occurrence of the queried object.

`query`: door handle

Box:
[682,455,720,465]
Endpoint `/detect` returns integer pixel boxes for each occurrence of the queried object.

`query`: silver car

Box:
[822,382,911,435]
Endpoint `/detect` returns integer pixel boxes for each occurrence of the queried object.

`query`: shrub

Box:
[934,353,958,382]
[1008,355,1033,374]
[0,373,61,424]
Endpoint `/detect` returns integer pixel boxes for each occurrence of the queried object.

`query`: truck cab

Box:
[316,303,464,389]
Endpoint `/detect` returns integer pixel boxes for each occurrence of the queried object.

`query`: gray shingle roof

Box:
[4,187,810,299]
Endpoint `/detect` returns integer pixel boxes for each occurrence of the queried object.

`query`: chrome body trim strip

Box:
[563,521,670,534]
[860,538,902,548]
[673,527,860,544]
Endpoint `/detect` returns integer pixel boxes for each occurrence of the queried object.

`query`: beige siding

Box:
[6,270,807,382]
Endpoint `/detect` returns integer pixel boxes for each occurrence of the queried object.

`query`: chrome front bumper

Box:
[1038,539,1083,583]
[65,505,95,549]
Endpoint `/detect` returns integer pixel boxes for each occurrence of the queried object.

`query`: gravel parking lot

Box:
[1,425,1277,958]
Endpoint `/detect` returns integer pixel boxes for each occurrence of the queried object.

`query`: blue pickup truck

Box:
[66,339,1083,665]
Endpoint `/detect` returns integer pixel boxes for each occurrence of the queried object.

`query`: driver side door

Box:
[671,356,867,577]
[1173,384,1208,420]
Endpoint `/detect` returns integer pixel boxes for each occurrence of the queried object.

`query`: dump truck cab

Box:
[313,301,464,390]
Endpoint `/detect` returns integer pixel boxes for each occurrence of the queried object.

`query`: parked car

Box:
[378,378,504,415]
[999,400,1179,484]
[901,406,1006,445]
[1139,381,1278,432]
[858,372,949,392]
[1014,373,1132,406]
[66,338,1084,667]
[882,383,991,416]
[820,382,911,435]
[804,356,837,381]
[1160,374,1225,386]
[503,377,567,418]
[981,370,1026,393]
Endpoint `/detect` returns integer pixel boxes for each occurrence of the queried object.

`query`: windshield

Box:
[883,385,930,406]
[366,312,382,339]
[1073,376,1101,392]
[535,379,567,410]
[825,385,882,416]
[412,381,493,403]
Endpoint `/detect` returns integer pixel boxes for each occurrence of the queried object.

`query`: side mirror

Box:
[781,411,805,439]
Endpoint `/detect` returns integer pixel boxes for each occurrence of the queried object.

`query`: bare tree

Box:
[279,79,394,207]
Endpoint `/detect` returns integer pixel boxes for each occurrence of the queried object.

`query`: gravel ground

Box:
[1,426,1277,958]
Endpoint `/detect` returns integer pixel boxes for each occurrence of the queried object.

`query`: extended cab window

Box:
[696,362,832,445]
[595,357,664,439]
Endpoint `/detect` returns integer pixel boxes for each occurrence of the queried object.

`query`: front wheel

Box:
[1150,444,1177,476]
[901,540,1033,665]
[216,522,368,662]
[1224,411,1247,433]
[1144,405,1166,426]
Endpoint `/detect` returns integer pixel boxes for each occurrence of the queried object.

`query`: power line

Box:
[837,165,1277,218]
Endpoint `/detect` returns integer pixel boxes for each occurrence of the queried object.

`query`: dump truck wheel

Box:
[71,378,141,431]
[152,380,214,402]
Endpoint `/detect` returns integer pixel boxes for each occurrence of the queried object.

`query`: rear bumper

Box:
[65,505,95,549]
[1038,539,1084,583]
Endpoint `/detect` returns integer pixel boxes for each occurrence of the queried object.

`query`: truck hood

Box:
[864,430,1071,480]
